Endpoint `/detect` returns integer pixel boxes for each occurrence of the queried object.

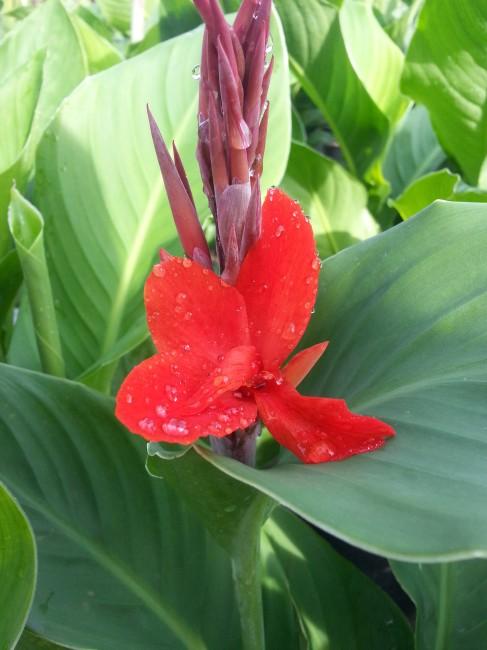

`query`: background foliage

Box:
[1,0,487,647]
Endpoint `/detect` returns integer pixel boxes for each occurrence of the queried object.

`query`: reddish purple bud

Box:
[217,38,250,151]
[147,106,211,268]
[192,0,273,279]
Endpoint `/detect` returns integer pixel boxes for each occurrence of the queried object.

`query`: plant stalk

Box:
[230,495,270,650]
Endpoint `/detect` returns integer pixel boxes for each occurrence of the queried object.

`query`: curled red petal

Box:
[282,341,329,387]
[145,257,250,364]
[253,380,395,464]
[116,351,258,444]
[236,189,321,369]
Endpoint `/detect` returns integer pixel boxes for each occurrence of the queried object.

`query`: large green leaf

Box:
[281,142,378,258]
[0,51,43,254]
[33,13,290,381]
[401,0,487,186]
[391,559,487,649]
[383,105,446,197]
[196,201,487,560]
[0,0,86,170]
[0,363,235,649]
[0,482,37,650]
[275,0,407,177]
[265,509,413,649]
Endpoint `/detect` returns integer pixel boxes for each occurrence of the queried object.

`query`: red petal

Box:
[254,380,395,464]
[282,341,329,387]
[236,189,320,369]
[145,257,249,364]
[116,349,258,444]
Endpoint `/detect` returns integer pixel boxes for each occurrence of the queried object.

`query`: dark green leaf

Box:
[266,508,413,649]
[391,559,487,649]
[0,482,37,650]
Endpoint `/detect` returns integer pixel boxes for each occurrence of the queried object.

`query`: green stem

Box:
[231,496,271,650]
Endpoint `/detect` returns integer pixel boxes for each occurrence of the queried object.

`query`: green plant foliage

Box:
[402,0,487,186]
[197,201,487,560]
[0,0,86,170]
[0,482,37,650]
[391,169,459,219]
[16,629,68,649]
[265,508,414,649]
[281,142,378,258]
[391,559,487,649]
[29,12,290,385]
[0,249,22,341]
[383,105,446,197]
[0,364,235,650]
[8,188,64,377]
[71,13,122,74]
[275,0,408,177]
[96,0,159,34]
[0,51,43,253]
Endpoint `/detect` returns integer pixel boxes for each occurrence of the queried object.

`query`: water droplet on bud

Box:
[192,64,201,80]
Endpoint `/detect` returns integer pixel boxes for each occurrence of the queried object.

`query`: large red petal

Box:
[116,348,258,444]
[236,188,320,369]
[254,380,395,464]
[145,257,250,363]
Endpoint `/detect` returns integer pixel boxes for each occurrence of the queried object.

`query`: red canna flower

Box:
[115,188,394,464]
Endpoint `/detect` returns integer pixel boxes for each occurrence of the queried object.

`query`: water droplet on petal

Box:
[176,292,187,303]
[214,375,230,387]
[182,258,193,268]
[153,264,165,278]
[311,258,321,271]
[162,418,189,436]
[138,417,157,433]
[304,301,311,310]
[165,385,178,402]
[305,276,313,285]
[282,322,296,340]
[156,405,167,417]
[181,343,191,352]
[184,311,192,320]
[126,393,133,404]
